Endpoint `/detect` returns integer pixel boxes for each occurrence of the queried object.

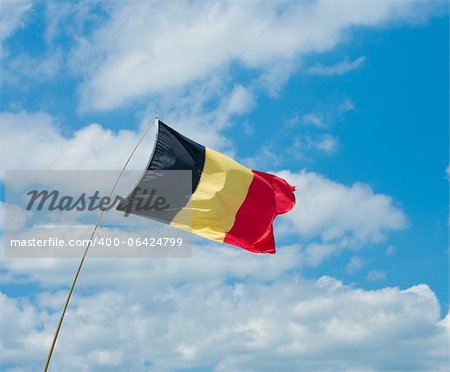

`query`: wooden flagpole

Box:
[44,118,158,371]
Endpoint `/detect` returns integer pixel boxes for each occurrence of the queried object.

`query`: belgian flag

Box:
[120,120,296,254]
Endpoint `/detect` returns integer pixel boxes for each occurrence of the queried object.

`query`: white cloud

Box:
[314,134,339,154]
[0,242,304,288]
[2,50,62,86]
[67,0,439,111]
[368,269,387,281]
[225,85,255,115]
[0,111,154,176]
[285,134,339,161]
[338,97,356,113]
[43,0,105,45]
[153,80,255,150]
[308,56,367,76]
[277,170,407,246]
[0,278,448,371]
[288,97,355,133]
[256,60,296,97]
[242,145,280,169]
[347,256,365,273]
[386,245,396,256]
[0,202,31,227]
[0,0,31,54]
[302,113,325,128]
[301,242,338,267]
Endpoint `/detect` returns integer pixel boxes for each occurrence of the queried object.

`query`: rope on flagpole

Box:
[44,118,158,371]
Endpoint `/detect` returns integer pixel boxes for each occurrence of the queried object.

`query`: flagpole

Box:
[43,118,158,371]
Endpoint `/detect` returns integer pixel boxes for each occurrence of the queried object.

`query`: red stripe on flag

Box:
[223,170,296,254]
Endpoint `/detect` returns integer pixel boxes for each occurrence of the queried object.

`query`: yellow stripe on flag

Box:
[171,147,253,242]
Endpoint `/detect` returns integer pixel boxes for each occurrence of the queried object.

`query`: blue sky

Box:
[0,1,448,371]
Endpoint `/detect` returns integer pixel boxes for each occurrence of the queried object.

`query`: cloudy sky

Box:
[0,0,449,371]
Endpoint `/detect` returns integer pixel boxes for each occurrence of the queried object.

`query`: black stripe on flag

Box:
[116,121,204,224]
[149,121,205,193]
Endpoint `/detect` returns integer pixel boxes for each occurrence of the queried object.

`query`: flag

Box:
[119,120,296,254]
